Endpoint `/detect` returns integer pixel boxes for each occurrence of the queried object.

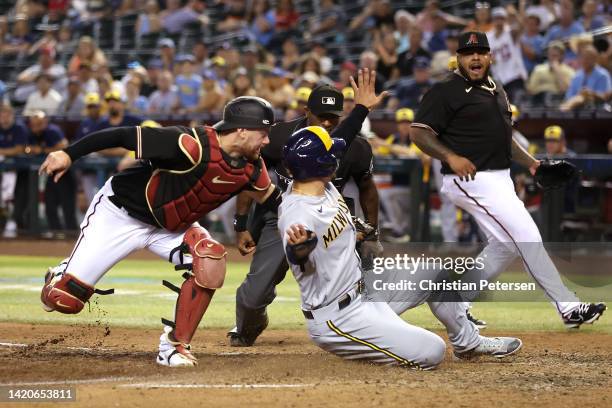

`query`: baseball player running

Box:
[410,31,606,328]
[38,96,284,367]
[279,126,522,368]
[229,70,385,346]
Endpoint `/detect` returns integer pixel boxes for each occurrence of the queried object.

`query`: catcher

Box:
[38,96,282,367]
[410,31,606,328]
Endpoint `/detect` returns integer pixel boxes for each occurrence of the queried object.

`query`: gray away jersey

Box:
[278,182,362,310]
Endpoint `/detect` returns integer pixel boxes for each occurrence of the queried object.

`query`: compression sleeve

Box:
[63,126,136,162]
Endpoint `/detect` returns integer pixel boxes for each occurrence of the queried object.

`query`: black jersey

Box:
[412,72,513,174]
[333,136,373,191]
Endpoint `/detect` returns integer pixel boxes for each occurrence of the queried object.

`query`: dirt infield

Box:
[1,322,610,408]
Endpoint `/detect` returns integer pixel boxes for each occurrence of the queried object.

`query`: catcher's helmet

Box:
[283,126,346,181]
[213,96,274,131]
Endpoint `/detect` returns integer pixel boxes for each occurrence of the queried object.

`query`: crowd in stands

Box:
[0,0,610,240]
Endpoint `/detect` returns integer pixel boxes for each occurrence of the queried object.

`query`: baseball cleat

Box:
[454,336,522,360]
[157,326,197,367]
[466,309,487,329]
[227,314,269,347]
[40,263,68,312]
[562,302,606,329]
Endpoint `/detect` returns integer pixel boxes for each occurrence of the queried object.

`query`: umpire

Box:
[229,71,387,346]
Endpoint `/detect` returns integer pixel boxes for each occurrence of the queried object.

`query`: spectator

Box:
[268,0,299,49]
[161,0,206,35]
[464,2,493,33]
[520,11,545,75]
[67,36,107,75]
[335,60,357,90]
[0,14,33,56]
[359,50,385,94]
[57,77,85,117]
[194,70,225,114]
[240,44,260,84]
[284,86,311,121]
[527,41,575,100]
[394,10,415,54]
[397,26,431,77]
[0,103,27,237]
[525,0,559,32]
[74,93,105,141]
[20,111,77,233]
[15,45,66,103]
[311,41,333,75]
[349,0,395,34]
[416,0,467,38]
[430,30,459,80]
[217,0,248,33]
[73,92,105,203]
[543,0,585,63]
[211,56,229,89]
[147,70,179,115]
[125,77,148,115]
[100,90,142,129]
[374,32,400,82]
[28,23,60,57]
[0,104,27,156]
[562,45,612,110]
[76,61,99,95]
[192,40,210,75]
[544,125,576,157]
[388,57,433,110]
[227,67,257,99]
[256,67,294,109]
[175,55,203,114]
[309,0,346,39]
[136,0,162,37]
[279,37,301,73]
[427,11,449,53]
[247,0,275,47]
[158,38,176,73]
[23,73,64,116]
[579,0,607,31]
[487,7,528,102]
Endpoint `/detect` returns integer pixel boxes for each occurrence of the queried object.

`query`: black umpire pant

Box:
[235,206,289,335]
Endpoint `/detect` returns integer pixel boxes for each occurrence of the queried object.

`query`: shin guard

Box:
[170,276,215,344]
[41,272,94,314]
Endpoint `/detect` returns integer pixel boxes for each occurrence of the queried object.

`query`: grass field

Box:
[1,255,610,334]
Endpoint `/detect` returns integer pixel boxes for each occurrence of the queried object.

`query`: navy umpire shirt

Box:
[412,71,513,175]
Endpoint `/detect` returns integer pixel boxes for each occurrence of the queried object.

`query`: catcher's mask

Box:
[282,126,346,181]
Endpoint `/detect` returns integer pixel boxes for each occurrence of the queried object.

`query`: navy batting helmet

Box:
[213,96,274,131]
[283,126,346,181]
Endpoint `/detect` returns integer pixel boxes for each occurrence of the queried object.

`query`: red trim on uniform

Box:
[66,194,104,271]
[179,133,201,164]
[452,179,561,313]
[253,159,272,190]
[206,127,223,162]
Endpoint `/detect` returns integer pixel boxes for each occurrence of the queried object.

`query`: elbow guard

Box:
[260,185,283,212]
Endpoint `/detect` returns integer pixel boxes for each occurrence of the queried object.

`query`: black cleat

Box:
[466,309,487,329]
[562,303,606,329]
[227,314,269,347]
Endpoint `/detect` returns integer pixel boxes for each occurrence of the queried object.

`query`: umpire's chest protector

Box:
[145,127,268,231]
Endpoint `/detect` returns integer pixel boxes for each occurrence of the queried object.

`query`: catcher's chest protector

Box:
[146,127,264,231]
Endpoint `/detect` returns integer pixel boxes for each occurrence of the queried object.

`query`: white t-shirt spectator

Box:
[23,89,64,116]
[487,27,528,85]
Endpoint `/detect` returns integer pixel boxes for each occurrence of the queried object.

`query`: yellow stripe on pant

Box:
[326,320,421,369]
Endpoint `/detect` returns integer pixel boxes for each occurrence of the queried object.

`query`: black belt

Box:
[302,293,352,320]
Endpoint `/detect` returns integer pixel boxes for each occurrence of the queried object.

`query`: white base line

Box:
[121,383,316,389]
[0,342,110,352]
[0,377,137,387]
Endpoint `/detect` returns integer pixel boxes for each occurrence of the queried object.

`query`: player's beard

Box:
[458,62,491,86]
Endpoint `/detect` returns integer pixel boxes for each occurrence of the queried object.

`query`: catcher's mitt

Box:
[534,159,578,190]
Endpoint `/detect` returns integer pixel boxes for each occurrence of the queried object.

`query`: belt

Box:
[302,293,352,320]
[302,279,364,320]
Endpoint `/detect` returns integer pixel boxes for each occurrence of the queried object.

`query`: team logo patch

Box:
[466,34,478,45]
[321,97,336,105]
[263,119,270,124]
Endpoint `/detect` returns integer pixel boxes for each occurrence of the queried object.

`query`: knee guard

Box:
[162,226,227,344]
[41,272,94,314]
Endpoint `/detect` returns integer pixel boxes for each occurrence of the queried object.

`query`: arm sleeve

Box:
[330,104,369,146]
[412,83,453,135]
[350,138,374,184]
[244,158,272,191]
[63,126,137,162]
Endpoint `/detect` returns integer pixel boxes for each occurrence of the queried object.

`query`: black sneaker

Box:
[562,303,606,329]
[466,309,487,329]
[227,314,269,347]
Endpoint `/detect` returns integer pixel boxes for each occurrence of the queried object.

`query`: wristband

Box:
[233,214,249,232]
